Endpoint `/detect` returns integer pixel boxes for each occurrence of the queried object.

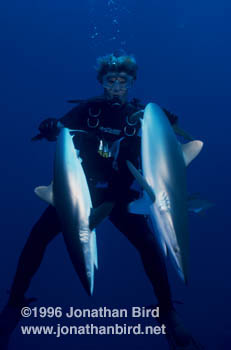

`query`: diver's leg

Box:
[8,205,62,306]
[110,204,203,349]
[109,204,172,310]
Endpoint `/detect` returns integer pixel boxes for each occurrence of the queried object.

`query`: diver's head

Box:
[95,51,138,107]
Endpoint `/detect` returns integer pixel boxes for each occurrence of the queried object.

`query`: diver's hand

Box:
[128,109,144,124]
[38,118,60,141]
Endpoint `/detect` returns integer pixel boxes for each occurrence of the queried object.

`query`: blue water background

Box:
[0,1,230,349]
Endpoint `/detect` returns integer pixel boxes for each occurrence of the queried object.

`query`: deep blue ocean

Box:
[1,1,230,349]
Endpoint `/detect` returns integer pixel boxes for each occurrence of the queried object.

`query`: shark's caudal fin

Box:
[181,141,203,166]
[34,183,54,205]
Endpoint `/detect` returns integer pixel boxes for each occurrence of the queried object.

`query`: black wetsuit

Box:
[9,96,178,310]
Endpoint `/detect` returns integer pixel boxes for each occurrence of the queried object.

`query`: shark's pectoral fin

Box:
[91,230,98,269]
[89,201,115,231]
[126,160,156,202]
[128,193,151,215]
[166,245,186,281]
[34,182,54,205]
[181,141,203,166]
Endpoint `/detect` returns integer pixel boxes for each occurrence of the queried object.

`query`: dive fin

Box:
[57,121,88,134]
[34,182,54,205]
[181,141,203,166]
[126,161,156,202]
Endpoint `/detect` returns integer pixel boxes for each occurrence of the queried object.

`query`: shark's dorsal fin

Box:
[34,182,54,206]
[126,161,156,202]
[181,141,203,167]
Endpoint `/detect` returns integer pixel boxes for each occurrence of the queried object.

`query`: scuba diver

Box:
[0,52,202,350]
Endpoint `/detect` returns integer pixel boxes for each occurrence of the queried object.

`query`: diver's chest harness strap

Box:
[86,98,143,136]
[85,98,143,159]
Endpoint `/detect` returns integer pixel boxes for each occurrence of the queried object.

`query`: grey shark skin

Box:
[35,128,98,296]
[127,103,203,282]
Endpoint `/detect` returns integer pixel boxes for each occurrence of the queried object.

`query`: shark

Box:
[127,103,204,282]
[34,127,98,296]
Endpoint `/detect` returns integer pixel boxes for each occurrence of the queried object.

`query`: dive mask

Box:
[102,72,133,91]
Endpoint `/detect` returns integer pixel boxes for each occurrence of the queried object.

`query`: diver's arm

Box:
[59,102,87,130]
[172,125,194,141]
[36,118,60,141]
[35,103,87,141]
[128,105,193,142]
[132,106,178,126]
[162,108,194,140]
[162,108,178,125]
